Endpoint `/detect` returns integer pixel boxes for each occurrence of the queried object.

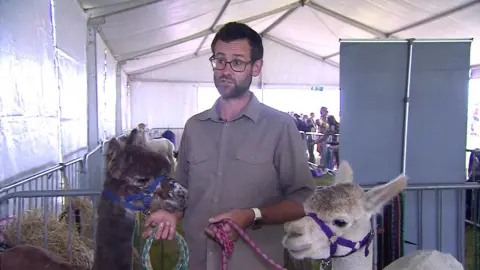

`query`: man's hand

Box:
[205,208,254,242]
[142,210,180,241]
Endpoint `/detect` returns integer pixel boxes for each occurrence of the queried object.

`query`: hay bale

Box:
[3,209,94,268]
[59,196,95,240]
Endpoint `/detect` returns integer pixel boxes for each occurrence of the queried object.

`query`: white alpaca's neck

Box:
[331,243,372,270]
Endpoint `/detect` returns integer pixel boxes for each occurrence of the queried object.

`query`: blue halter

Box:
[103,175,167,212]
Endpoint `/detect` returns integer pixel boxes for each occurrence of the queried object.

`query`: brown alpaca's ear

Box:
[106,138,121,162]
[126,128,139,145]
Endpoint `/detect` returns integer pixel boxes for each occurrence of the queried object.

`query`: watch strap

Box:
[251,208,262,220]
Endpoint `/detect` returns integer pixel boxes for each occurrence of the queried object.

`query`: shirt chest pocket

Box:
[235,147,271,164]
[234,145,276,180]
[186,152,213,196]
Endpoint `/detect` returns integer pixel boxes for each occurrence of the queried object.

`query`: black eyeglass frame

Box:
[209,55,254,72]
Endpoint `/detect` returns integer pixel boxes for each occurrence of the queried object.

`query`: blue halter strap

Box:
[103,175,167,212]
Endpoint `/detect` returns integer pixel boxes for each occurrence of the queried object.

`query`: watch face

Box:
[251,219,262,230]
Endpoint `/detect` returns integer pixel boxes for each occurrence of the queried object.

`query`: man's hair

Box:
[211,22,264,62]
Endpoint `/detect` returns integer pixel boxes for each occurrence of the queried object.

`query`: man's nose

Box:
[222,62,235,75]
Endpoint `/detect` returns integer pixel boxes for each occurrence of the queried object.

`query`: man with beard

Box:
[143,22,315,270]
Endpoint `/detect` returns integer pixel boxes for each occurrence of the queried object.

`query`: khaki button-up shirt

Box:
[175,93,315,270]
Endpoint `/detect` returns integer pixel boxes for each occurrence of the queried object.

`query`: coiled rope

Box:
[141,224,189,270]
[212,219,286,270]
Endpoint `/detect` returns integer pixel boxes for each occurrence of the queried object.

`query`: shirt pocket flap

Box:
[186,152,209,164]
[235,146,271,165]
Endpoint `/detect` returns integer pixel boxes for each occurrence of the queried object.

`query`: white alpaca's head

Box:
[282,161,407,260]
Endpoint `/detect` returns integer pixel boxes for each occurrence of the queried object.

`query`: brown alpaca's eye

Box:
[333,220,347,227]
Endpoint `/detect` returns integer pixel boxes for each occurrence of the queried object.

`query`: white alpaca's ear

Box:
[363,175,407,215]
[333,160,354,185]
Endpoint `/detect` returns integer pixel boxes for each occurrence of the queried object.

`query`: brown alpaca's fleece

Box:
[0,244,88,270]
[0,129,174,270]
[91,130,173,270]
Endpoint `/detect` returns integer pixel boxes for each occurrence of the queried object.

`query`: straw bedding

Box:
[2,208,94,268]
[59,196,95,240]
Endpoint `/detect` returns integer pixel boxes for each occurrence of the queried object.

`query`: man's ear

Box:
[252,59,263,77]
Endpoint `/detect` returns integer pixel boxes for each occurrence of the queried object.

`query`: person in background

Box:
[161,129,176,147]
[294,113,310,141]
[301,114,308,123]
[316,107,329,133]
[305,113,316,163]
[142,22,315,270]
[317,115,340,169]
[315,106,329,157]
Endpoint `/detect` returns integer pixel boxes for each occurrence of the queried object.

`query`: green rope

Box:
[141,225,189,270]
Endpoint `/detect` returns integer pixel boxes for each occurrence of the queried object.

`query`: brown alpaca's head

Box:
[105,128,187,213]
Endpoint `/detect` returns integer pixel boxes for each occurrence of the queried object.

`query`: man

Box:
[143,22,315,270]
[315,106,329,157]
[306,113,316,163]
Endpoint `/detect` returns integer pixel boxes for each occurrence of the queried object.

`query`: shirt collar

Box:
[197,92,261,123]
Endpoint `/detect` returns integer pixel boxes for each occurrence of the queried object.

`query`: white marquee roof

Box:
[78,0,480,76]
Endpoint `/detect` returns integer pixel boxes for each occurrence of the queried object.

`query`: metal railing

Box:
[0,135,478,270]
[366,182,480,270]
[0,134,125,217]
[0,182,478,269]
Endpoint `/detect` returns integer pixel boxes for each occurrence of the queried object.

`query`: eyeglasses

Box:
[209,56,252,72]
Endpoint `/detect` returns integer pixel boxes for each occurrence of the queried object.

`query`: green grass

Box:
[466,225,480,270]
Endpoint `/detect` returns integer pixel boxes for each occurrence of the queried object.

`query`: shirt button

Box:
[214,198,219,203]
[252,157,256,161]
[225,123,229,127]
[208,252,213,256]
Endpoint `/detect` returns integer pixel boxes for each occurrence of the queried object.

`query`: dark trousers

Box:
[306,137,315,163]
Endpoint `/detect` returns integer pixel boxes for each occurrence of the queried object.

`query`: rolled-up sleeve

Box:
[274,116,316,205]
[175,123,190,189]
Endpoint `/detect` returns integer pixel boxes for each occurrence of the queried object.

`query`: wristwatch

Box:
[250,208,263,230]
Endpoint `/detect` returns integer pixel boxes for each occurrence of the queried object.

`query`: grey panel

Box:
[339,42,409,186]
[403,41,471,259]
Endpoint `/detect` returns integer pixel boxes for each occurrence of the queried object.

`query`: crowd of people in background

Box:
[288,107,340,169]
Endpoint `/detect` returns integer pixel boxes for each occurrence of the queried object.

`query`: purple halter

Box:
[307,212,374,259]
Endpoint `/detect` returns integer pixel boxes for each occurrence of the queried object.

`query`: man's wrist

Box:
[173,211,184,221]
[248,208,263,230]
[244,208,255,223]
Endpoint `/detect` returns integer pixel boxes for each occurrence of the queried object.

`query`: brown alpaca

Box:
[0,244,88,270]
[0,128,187,270]
[93,128,177,270]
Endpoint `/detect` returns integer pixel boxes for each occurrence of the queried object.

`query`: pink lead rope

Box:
[211,219,287,270]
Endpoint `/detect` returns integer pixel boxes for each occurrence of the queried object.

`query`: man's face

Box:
[310,113,315,118]
[212,39,263,100]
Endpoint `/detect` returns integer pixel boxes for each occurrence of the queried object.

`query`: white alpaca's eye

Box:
[333,219,347,227]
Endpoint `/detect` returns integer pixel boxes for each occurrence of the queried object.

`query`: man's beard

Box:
[214,74,252,100]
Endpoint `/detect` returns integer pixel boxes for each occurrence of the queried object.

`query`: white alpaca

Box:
[146,137,175,169]
[134,128,176,170]
[282,161,463,270]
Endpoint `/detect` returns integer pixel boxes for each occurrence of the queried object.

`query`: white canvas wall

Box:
[121,70,131,132]
[130,39,340,131]
[134,39,340,86]
[0,0,89,183]
[96,36,118,141]
[0,0,127,184]
[55,0,88,161]
[130,82,198,129]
